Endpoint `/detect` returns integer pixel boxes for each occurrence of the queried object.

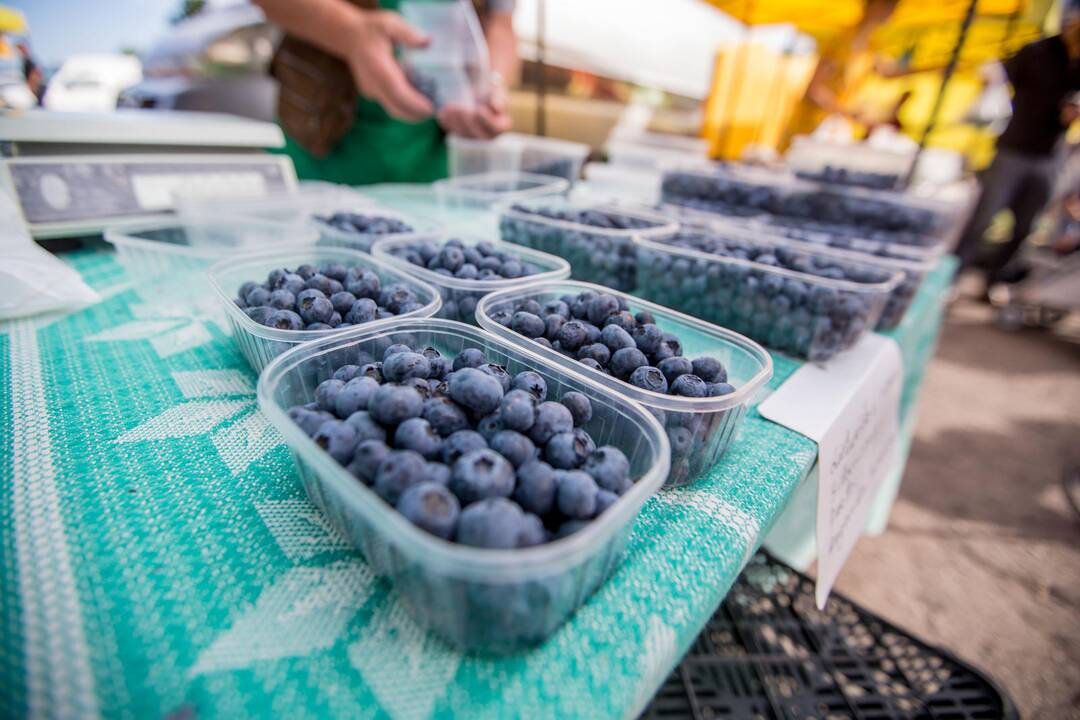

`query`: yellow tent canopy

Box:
[0,5,27,34]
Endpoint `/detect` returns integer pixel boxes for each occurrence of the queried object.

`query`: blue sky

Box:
[8,0,177,69]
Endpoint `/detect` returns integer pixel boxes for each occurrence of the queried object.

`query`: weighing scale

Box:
[0,109,298,240]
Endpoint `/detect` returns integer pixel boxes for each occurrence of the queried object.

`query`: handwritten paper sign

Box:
[758,334,902,608]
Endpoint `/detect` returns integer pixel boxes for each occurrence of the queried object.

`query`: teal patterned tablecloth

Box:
[0,238,953,720]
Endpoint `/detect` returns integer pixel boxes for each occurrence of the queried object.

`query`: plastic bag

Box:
[0,187,99,320]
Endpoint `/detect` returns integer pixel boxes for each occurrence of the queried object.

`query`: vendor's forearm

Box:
[485,13,519,84]
[254,0,361,61]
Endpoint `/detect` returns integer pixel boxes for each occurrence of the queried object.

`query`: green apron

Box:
[277,0,448,185]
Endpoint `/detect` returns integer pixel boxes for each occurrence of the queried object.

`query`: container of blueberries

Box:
[400,0,490,110]
[448,133,590,183]
[434,171,570,211]
[476,281,772,486]
[674,215,941,331]
[257,318,670,652]
[497,198,679,292]
[371,234,571,325]
[207,247,442,372]
[633,230,902,363]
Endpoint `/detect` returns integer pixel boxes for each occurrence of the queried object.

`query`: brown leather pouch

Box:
[270,0,377,158]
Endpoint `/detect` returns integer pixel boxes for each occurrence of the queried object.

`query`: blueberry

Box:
[374,449,426,504]
[438,245,464,272]
[635,310,655,325]
[544,314,565,341]
[315,379,346,412]
[368,384,423,426]
[691,357,727,383]
[579,358,604,371]
[555,519,590,539]
[442,429,488,465]
[288,406,335,437]
[296,288,325,312]
[670,374,707,397]
[448,368,504,415]
[600,324,635,352]
[527,401,574,445]
[543,300,570,318]
[666,425,693,455]
[400,376,432,399]
[609,347,649,379]
[269,289,295,310]
[296,264,317,280]
[313,419,359,464]
[658,356,694,385]
[662,332,683,356]
[489,309,513,327]
[513,371,547,401]
[245,286,271,307]
[333,364,362,382]
[518,513,548,547]
[452,348,485,371]
[556,470,598,519]
[556,320,589,352]
[511,311,546,339]
[423,350,451,380]
[545,430,594,469]
[500,259,523,278]
[628,366,668,394]
[393,417,443,460]
[456,498,525,549]
[514,460,557,515]
[499,389,537,432]
[455,263,479,280]
[488,430,536,468]
[330,291,356,316]
[577,343,610,367]
[346,298,378,324]
[603,311,637,333]
[382,351,431,382]
[334,377,379,418]
[653,342,676,363]
[422,396,469,436]
[560,391,592,427]
[244,306,274,325]
[344,410,387,443]
[383,343,413,360]
[298,296,334,325]
[707,382,736,396]
[397,482,460,540]
[584,446,631,494]
[267,309,304,330]
[595,489,618,515]
[450,449,515,504]
[346,439,391,484]
[476,412,503,440]
[357,362,383,383]
[280,273,306,296]
[478,363,512,393]
[239,280,260,300]
[320,262,349,282]
[582,322,602,345]
[425,461,452,486]
[346,270,381,299]
[586,294,619,326]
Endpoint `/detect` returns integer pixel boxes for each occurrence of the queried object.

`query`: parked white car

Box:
[43,54,143,112]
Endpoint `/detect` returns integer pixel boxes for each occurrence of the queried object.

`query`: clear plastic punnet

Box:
[477,280,772,486]
[207,247,441,372]
[256,318,670,652]
[434,171,570,210]
[497,197,679,292]
[371,234,570,324]
[400,0,490,109]
[448,133,590,183]
[633,231,902,363]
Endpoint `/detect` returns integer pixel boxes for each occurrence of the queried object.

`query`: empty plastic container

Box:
[477,280,772,486]
[257,318,670,652]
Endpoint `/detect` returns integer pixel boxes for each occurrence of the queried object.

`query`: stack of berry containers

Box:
[257,319,670,652]
[448,133,590,183]
[660,164,957,249]
[434,171,570,211]
[633,231,902,362]
[371,234,570,324]
[477,281,772,486]
[674,214,941,331]
[208,247,441,372]
[497,198,679,292]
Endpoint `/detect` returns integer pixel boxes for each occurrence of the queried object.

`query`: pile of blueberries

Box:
[636,232,893,362]
[385,238,547,324]
[314,212,413,244]
[233,262,425,332]
[486,289,742,485]
[288,342,636,548]
[795,165,900,191]
[660,169,940,241]
[499,204,672,292]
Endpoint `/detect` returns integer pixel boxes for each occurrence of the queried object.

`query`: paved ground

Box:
[835,278,1080,719]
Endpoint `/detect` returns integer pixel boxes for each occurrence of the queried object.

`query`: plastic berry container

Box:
[207,247,441,372]
[448,133,590,183]
[632,232,902,363]
[476,280,772,487]
[434,171,570,211]
[256,318,670,653]
[676,214,940,331]
[370,234,571,325]
[497,198,679,292]
[400,0,490,109]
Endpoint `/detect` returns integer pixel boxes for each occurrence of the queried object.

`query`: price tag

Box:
[758,334,902,608]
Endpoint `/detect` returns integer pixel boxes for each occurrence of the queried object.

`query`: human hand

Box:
[1061,99,1080,125]
[345,10,433,122]
[437,75,512,139]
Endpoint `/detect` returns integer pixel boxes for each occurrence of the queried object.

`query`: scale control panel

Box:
[1,154,298,238]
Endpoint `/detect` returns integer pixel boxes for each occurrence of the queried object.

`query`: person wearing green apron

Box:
[254,0,518,184]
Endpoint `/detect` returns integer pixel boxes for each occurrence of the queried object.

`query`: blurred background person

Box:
[955,4,1080,297]
[255,0,518,185]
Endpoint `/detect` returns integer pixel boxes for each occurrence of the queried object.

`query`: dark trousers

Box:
[956,147,1057,283]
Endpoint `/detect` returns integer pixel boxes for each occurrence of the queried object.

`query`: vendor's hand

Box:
[346,10,433,122]
[437,76,511,139]
[1061,100,1080,125]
